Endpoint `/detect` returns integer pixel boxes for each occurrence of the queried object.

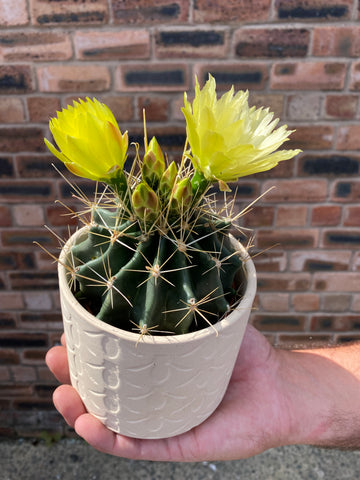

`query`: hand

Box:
[46,325,293,461]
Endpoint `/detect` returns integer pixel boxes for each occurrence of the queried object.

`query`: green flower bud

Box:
[132,182,160,222]
[172,178,193,212]
[158,161,178,199]
[142,137,165,189]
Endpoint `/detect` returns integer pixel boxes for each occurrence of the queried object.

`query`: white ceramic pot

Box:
[58,227,257,439]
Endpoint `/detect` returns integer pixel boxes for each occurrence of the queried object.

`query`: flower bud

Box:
[158,161,178,199]
[132,182,159,222]
[142,136,165,189]
[172,178,193,212]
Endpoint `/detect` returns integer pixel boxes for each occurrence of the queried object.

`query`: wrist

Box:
[278,345,360,449]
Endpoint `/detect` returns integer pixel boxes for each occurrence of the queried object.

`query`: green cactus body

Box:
[70,204,242,335]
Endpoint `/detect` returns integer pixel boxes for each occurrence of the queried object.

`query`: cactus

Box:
[68,145,243,335]
[45,76,301,336]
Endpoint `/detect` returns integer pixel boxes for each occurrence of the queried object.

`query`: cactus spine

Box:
[69,137,243,335]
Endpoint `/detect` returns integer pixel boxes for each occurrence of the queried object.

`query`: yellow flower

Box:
[45,98,128,182]
[182,75,301,185]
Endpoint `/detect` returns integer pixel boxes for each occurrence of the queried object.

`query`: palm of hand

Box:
[46,325,289,461]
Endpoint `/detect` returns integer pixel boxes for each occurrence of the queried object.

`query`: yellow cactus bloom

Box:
[182,75,301,185]
[45,97,128,182]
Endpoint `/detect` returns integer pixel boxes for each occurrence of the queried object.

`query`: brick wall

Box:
[0,0,360,437]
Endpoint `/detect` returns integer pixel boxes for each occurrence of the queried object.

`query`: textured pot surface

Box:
[58,227,257,439]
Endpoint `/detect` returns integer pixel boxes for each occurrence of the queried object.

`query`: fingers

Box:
[74,413,119,455]
[45,345,71,384]
[53,384,87,428]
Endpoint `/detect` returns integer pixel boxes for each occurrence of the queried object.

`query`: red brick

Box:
[0,205,11,226]
[332,180,360,202]
[251,251,287,272]
[194,0,270,22]
[37,366,57,382]
[344,206,360,226]
[234,27,309,58]
[0,333,48,349]
[257,272,311,291]
[276,206,307,227]
[15,155,60,178]
[74,30,150,60]
[248,93,284,119]
[271,62,346,91]
[0,98,25,123]
[11,366,37,383]
[0,65,34,94]
[255,158,295,179]
[0,0,28,26]
[46,204,80,227]
[27,97,61,123]
[314,272,360,292]
[101,96,134,123]
[14,205,45,227]
[112,0,189,24]
[276,334,332,348]
[292,293,320,312]
[0,292,24,310]
[117,63,189,92]
[286,94,321,121]
[352,294,360,312]
[0,127,45,153]
[336,334,360,344]
[194,63,268,91]
[287,125,334,150]
[63,95,134,124]
[9,271,58,291]
[336,125,360,151]
[310,315,360,332]
[36,251,61,271]
[37,65,111,93]
[0,349,20,365]
[23,350,48,364]
[20,314,62,335]
[1,388,33,403]
[242,206,275,227]
[311,206,342,226]
[0,180,54,203]
[0,312,16,328]
[0,252,35,271]
[312,26,360,57]
[252,314,307,331]
[259,292,289,311]
[257,229,318,250]
[0,32,72,62]
[0,156,13,177]
[275,0,353,21]
[2,228,59,249]
[155,28,228,59]
[262,179,327,203]
[323,230,360,249]
[165,95,188,121]
[325,94,358,119]
[30,0,109,26]
[322,294,351,312]
[349,62,360,91]
[138,96,170,122]
[290,250,351,272]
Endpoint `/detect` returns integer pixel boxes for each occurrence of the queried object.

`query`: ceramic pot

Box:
[58,227,257,439]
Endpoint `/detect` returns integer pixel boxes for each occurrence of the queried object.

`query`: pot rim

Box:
[58,226,257,345]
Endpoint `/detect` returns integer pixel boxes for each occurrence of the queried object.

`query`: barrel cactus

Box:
[45,75,300,336]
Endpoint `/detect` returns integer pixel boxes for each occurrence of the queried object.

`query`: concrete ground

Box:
[1,438,360,480]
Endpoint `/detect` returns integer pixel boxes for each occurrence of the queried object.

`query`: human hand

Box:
[46,325,295,461]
